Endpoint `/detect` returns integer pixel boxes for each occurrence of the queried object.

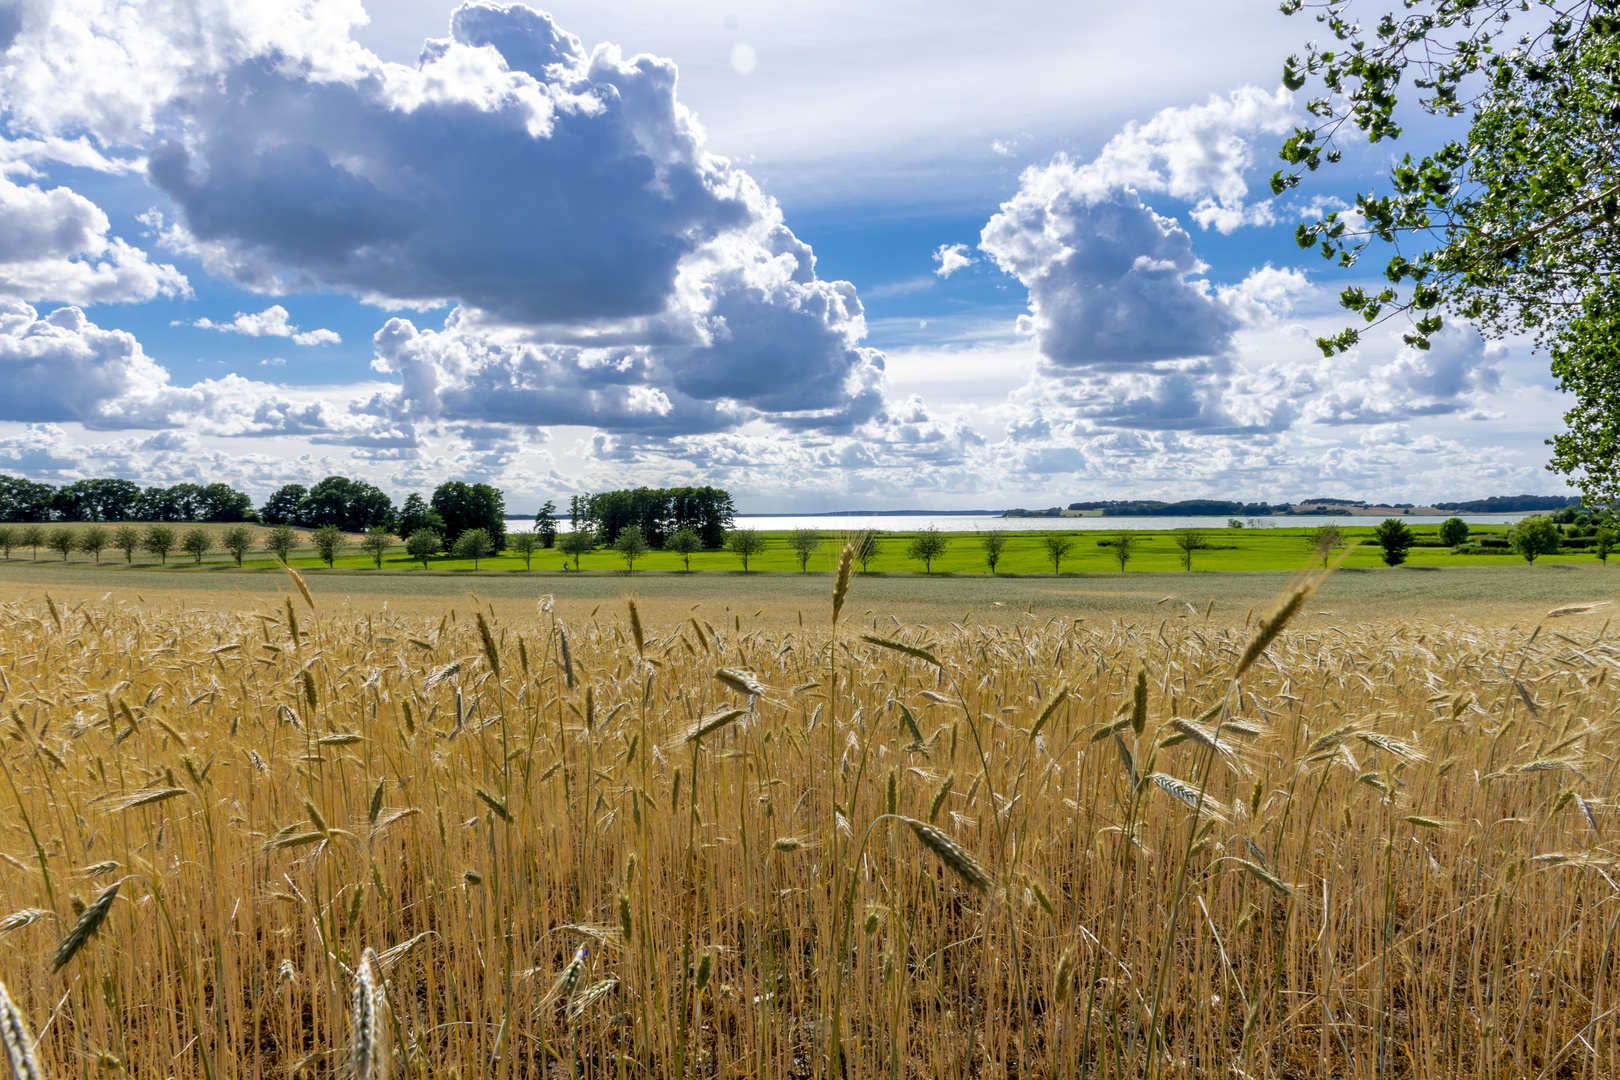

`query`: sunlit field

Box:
[0,556,1615,1079]
[0,521,1606,575]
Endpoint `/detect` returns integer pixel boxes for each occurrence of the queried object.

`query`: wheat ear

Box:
[832,543,855,625]
[49,879,120,973]
[350,947,389,1080]
[0,980,44,1080]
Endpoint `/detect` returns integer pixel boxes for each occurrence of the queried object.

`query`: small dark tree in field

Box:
[80,526,108,564]
[220,525,254,567]
[788,528,822,571]
[312,524,348,568]
[112,525,139,564]
[1112,532,1137,572]
[1597,526,1617,564]
[1375,519,1414,567]
[47,528,77,562]
[19,525,44,561]
[981,529,1008,573]
[406,528,442,568]
[144,525,176,565]
[509,530,539,569]
[1308,525,1344,568]
[1043,533,1075,574]
[1438,517,1470,547]
[852,530,882,571]
[558,529,595,568]
[360,527,394,568]
[726,528,766,571]
[613,524,651,572]
[668,526,702,570]
[0,525,16,559]
[264,525,299,564]
[452,527,493,569]
[180,528,213,564]
[907,528,948,573]
[1175,529,1206,571]
[1509,516,1562,563]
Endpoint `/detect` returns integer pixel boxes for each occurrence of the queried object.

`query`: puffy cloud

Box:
[0,299,396,439]
[933,243,974,277]
[193,304,340,345]
[0,173,186,304]
[1067,86,1295,233]
[0,0,885,435]
[1305,325,1506,425]
[982,181,1237,372]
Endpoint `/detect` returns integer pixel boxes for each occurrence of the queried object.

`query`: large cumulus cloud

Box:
[0,0,887,436]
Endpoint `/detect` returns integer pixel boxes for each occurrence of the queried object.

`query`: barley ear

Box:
[350,947,389,1080]
[49,879,120,974]
[0,980,45,1080]
[1130,665,1148,735]
[475,612,501,677]
[285,564,316,612]
[905,818,992,892]
[832,543,856,625]
[627,600,645,660]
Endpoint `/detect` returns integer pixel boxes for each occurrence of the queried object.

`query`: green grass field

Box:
[3,520,1600,575]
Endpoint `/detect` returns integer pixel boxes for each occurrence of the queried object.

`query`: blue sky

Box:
[0,0,1573,511]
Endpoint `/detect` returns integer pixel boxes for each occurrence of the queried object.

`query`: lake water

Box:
[513,512,1539,533]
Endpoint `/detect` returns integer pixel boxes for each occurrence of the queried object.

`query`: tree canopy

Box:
[1279,0,1620,502]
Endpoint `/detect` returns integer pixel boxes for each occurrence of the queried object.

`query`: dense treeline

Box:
[0,476,255,523]
[570,486,734,547]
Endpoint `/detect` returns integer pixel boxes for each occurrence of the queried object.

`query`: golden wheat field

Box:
[0,559,1615,1080]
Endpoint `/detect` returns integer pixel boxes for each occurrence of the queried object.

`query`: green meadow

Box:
[1,520,1600,574]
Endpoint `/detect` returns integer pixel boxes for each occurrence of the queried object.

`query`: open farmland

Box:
[0,560,1615,1079]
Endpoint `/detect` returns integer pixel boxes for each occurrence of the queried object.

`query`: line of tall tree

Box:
[568,487,734,547]
[0,476,255,523]
[263,479,509,551]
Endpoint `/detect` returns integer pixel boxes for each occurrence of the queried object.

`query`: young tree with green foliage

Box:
[111,525,139,564]
[1043,533,1075,574]
[19,524,44,561]
[558,528,595,568]
[906,528,949,573]
[46,527,77,562]
[852,530,882,572]
[451,527,493,568]
[220,525,254,567]
[80,525,108,564]
[787,528,822,571]
[264,524,298,564]
[613,524,651,572]
[406,528,442,568]
[1509,515,1563,562]
[359,527,394,568]
[535,500,558,548]
[1374,518,1414,567]
[508,530,540,569]
[980,529,1008,573]
[1438,516,1470,548]
[180,528,213,564]
[1596,525,1617,564]
[1309,525,1345,568]
[1112,532,1137,572]
[726,528,766,571]
[668,526,702,570]
[144,525,176,565]
[1276,1,1620,501]
[1175,529,1206,571]
[0,525,15,559]
[312,524,349,567]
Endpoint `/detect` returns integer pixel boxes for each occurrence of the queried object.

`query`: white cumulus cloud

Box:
[193,304,341,345]
[933,243,975,277]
